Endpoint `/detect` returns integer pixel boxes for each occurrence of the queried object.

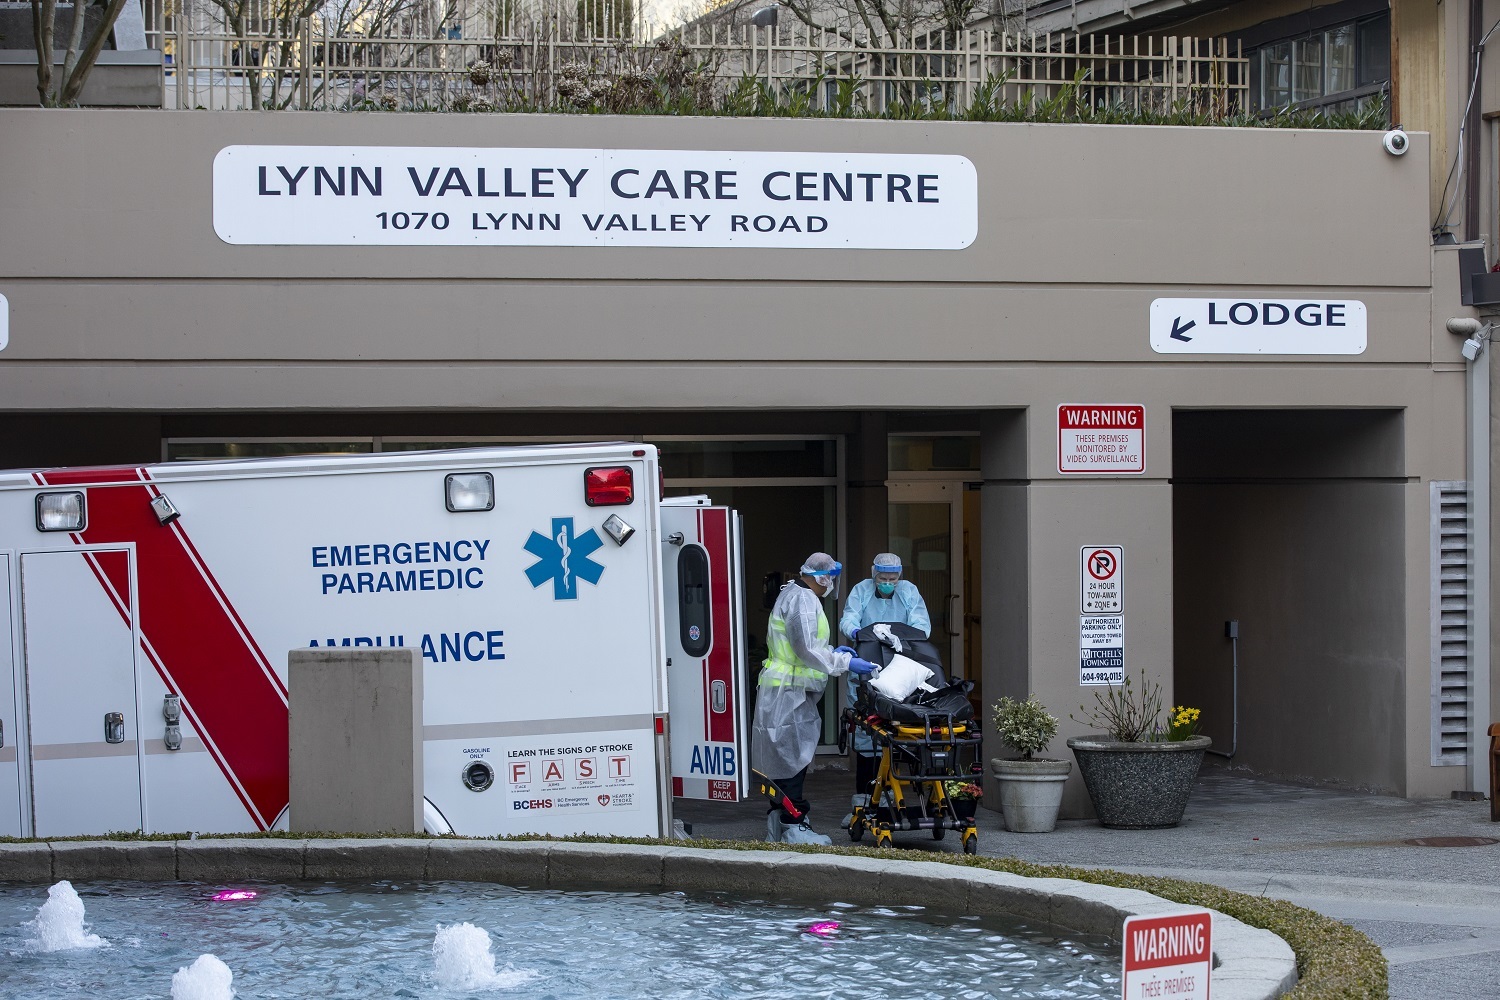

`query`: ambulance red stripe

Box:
[702,508,734,746]
[150,479,289,700]
[34,468,288,828]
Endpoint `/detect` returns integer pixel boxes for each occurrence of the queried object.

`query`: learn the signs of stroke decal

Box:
[1150,298,1367,355]
[1123,910,1213,1000]
[212,146,978,249]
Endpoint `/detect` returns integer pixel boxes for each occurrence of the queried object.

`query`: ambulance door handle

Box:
[711,680,727,713]
[0,719,4,749]
[944,594,961,637]
[104,712,125,744]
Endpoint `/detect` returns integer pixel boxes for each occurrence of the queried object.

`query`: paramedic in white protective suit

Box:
[839,553,932,819]
[751,552,876,845]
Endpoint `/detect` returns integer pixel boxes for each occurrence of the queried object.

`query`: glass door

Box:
[886,482,964,683]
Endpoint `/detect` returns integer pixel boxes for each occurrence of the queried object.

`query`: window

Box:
[1248,12,1389,114]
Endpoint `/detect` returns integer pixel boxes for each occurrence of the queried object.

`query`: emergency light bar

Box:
[584,466,633,506]
[35,491,85,532]
[445,473,495,512]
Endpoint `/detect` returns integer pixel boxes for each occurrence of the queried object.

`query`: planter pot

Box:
[950,797,979,823]
[1065,735,1212,829]
[989,757,1072,833]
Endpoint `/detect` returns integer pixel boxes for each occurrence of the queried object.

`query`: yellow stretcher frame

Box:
[847,715,980,853]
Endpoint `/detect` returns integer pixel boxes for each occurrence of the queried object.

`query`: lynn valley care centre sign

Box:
[213,146,979,250]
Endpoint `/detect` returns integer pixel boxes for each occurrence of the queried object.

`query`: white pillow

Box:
[868,653,936,701]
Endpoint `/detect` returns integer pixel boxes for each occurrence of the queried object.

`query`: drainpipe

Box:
[1466,0,1484,242]
[1207,620,1238,760]
[1469,328,1493,794]
[1454,314,1495,791]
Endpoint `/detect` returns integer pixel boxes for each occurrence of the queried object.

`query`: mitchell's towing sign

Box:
[212,145,978,250]
[1150,298,1367,355]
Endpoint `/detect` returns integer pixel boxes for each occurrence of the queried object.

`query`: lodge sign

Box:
[1150,297,1367,355]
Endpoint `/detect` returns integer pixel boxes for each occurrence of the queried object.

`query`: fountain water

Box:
[0,880,1116,998]
[22,880,107,953]
[171,954,236,1000]
[431,922,540,991]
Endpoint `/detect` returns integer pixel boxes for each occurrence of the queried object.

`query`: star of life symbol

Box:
[524,516,605,600]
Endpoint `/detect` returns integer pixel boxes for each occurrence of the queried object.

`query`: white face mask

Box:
[814,576,839,600]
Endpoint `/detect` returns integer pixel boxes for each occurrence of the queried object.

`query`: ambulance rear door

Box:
[0,553,21,836]
[661,498,749,802]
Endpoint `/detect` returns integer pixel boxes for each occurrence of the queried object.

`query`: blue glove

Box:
[848,657,876,676]
[848,628,860,642]
[833,645,856,657]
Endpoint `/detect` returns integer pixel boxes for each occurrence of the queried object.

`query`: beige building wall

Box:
[0,108,1475,805]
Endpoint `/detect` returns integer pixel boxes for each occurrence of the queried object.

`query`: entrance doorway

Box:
[886,482,981,709]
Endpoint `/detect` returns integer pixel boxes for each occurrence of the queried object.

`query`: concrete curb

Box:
[0,840,1297,999]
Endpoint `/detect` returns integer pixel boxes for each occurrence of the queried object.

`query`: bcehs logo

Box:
[512,799,553,810]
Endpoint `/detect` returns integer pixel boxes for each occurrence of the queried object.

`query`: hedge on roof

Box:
[0,831,1386,998]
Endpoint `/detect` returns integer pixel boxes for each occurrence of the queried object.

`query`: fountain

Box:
[21,880,107,953]
[1,878,1116,998]
[171,954,236,1000]
[431,921,540,991]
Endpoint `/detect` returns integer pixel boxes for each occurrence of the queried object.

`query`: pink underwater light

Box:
[211,890,258,901]
[804,920,840,938]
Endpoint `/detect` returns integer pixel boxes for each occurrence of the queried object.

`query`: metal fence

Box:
[150,19,1247,114]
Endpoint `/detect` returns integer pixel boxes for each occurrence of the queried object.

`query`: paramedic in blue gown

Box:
[839,552,932,813]
[751,551,875,845]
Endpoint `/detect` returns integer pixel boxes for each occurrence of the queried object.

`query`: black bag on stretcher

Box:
[853,623,975,727]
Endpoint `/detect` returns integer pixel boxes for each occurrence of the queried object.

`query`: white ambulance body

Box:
[0,444,749,840]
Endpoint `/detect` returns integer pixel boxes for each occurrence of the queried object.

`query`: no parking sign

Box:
[1081,545,1122,614]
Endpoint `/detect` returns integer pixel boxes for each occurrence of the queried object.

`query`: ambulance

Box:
[0,444,750,839]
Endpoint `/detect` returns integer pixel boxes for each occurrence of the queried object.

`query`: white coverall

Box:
[749,581,851,780]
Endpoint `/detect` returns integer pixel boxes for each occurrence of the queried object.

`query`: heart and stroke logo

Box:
[597,794,611,807]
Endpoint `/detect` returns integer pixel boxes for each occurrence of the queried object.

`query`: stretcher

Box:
[839,624,983,853]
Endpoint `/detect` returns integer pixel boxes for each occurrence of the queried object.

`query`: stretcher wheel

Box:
[847,819,864,842]
[875,826,893,849]
[932,823,946,841]
[962,831,978,854]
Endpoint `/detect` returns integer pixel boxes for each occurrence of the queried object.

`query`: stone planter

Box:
[1066,735,1212,829]
[989,757,1072,833]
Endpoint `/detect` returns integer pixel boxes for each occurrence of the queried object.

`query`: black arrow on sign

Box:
[1169,317,1196,342]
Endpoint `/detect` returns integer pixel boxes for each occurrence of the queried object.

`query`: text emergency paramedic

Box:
[312,538,490,594]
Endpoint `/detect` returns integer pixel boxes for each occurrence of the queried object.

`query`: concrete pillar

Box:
[289,648,423,834]
[982,406,1173,819]
[979,409,1029,803]
[846,410,889,579]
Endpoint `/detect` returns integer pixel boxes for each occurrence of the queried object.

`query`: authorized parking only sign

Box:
[1079,615,1123,685]
[1081,545,1122,614]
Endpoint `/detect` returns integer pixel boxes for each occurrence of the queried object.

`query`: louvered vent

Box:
[1431,482,1471,766]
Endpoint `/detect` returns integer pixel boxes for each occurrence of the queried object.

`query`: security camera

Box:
[1383,128,1410,157]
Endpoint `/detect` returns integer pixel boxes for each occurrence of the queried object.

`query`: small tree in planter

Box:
[1065,669,1212,829]
[989,695,1071,833]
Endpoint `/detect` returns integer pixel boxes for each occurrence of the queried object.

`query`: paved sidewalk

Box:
[674,758,1500,999]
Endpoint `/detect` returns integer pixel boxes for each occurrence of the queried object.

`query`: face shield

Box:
[800,558,843,600]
